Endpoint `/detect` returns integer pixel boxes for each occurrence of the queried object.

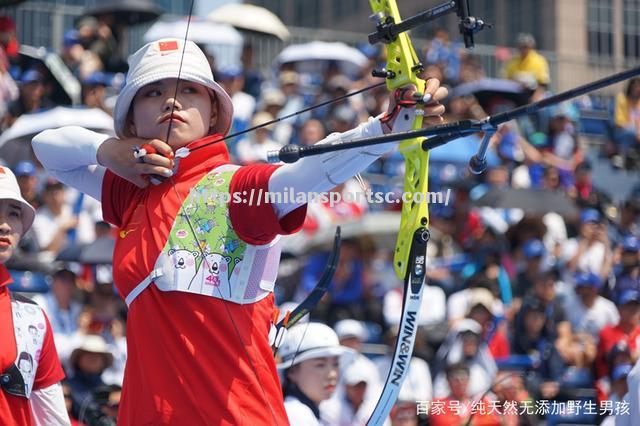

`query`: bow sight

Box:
[368,0,490,48]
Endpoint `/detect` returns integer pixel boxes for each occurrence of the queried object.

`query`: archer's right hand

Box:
[97,137,175,188]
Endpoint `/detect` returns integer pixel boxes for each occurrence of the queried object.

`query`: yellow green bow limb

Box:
[369,0,430,281]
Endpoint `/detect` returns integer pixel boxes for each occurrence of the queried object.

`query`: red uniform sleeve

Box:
[101,170,141,227]
[229,163,307,245]
[32,314,65,390]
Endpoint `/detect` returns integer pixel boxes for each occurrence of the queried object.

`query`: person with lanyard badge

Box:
[276,322,353,425]
[0,166,70,425]
[32,38,447,424]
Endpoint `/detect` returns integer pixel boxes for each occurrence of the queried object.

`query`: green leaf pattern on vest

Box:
[158,168,247,296]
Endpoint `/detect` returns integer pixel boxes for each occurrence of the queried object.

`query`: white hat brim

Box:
[277,346,354,370]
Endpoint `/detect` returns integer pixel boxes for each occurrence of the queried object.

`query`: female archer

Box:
[32,38,447,424]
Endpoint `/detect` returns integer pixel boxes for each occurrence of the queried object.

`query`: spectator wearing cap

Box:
[259,88,286,117]
[258,87,293,145]
[596,290,640,379]
[504,33,550,87]
[13,161,40,209]
[11,161,41,255]
[217,65,255,140]
[513,238,547,301]
[595,340,634,411]
[66,334,114,417]
[334,319,369,353]
[612,236,640,300]
[235,111,282,164]
[562,209,613,278]
[447,278,504,327]
[320,356,380,426]
[3,68,54,128]
[81,71,111,115]
[429,362,500,426]
[512,298,565,387]
[606,364,632,409]
[521,270,572,347]
[465,287,510,360]
[433,319,497,398]
[566,271,619,340]
[60,29,84,78]
[277,322,353,425]
[278,70,306,128]
[616,356,640,426]
[332,320,382,400]
[539,106,583,184]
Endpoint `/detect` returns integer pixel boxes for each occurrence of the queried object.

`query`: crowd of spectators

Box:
[0,11,638,425]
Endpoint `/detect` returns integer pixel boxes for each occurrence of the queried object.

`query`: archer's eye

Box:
[140,86,162,97]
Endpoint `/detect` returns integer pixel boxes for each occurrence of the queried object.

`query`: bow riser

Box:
[368,1,431,424]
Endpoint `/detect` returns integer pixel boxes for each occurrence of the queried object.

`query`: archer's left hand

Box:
[380,78,448,135]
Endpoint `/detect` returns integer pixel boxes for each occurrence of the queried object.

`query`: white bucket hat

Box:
[69,334,114,368]
[0,166,35,233]
[277,322,354,370]
[334,319,368,342]
[113,38,233,139]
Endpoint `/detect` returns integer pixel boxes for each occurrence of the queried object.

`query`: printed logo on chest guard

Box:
[202,253,231,287]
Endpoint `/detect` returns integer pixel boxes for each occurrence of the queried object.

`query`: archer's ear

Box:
[209,108,218,131]
[127,116,138,137]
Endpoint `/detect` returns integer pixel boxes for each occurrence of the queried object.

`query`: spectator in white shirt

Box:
[31,181,79,260]
[32,268,82,363]
[562,209,613,279]
[235,111,283,164]
[566,271,620,340]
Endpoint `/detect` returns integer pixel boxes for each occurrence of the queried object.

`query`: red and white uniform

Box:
[0,265,66,425]
[32,118,392,425]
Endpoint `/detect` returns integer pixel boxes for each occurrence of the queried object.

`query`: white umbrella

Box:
[0,106,114,165]
[208,3,290,41]
[274,41,369,76]
[143,18,243,46]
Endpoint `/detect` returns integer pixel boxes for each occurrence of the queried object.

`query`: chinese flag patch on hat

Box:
[158,40,179,55]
